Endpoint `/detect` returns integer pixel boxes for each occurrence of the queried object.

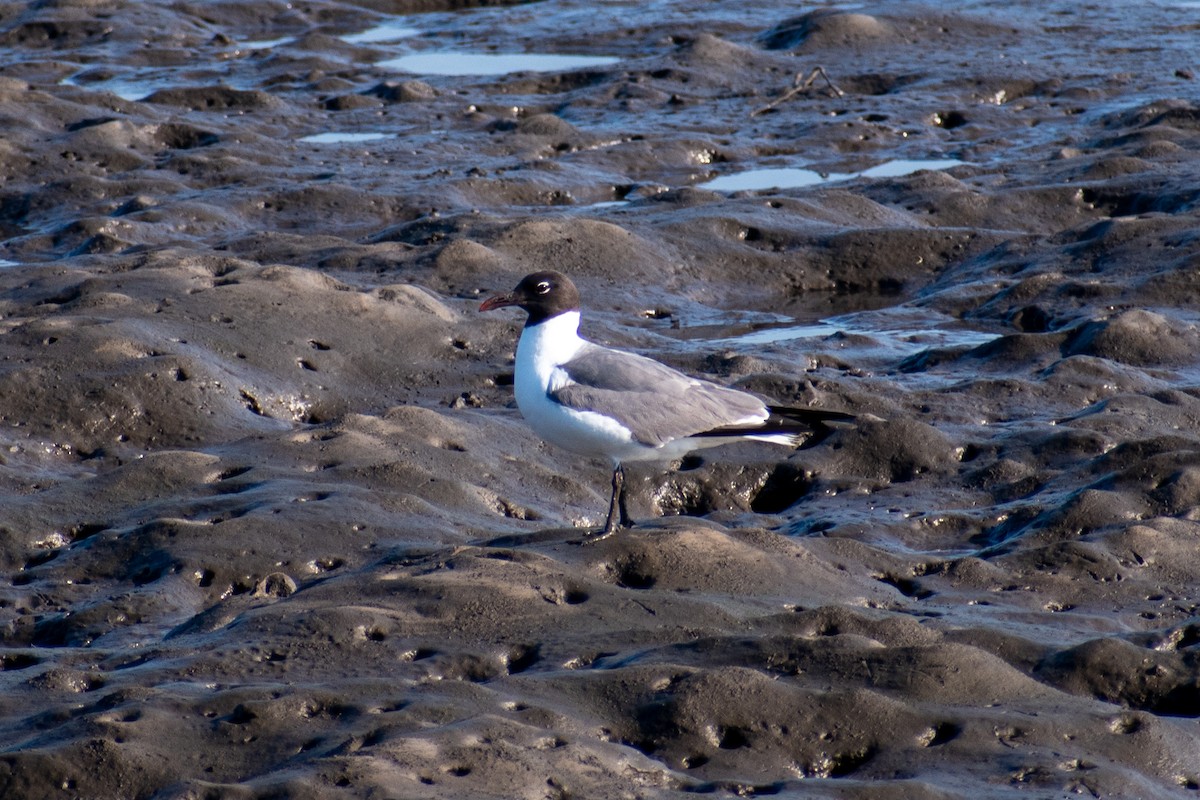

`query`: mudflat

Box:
[1,1,1199,797]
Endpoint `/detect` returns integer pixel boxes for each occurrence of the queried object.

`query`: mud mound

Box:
[1064,309,1200,366]
[759,10,895,51]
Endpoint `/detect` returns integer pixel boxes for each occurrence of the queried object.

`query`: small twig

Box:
[751,66,844,116]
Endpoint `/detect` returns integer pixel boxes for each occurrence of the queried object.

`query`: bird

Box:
[479,270,853,537]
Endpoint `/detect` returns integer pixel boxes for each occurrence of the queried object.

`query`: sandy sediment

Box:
[1,0,1200,797]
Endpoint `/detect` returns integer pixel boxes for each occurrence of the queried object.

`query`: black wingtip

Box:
[767,406,856,425]
[690,406,855,446]
[766,406,856,449]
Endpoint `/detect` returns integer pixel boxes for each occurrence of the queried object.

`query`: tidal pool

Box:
[378,52,619,76]
[699,159,966,192]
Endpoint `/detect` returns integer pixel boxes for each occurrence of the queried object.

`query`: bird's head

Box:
[479,271,581,326]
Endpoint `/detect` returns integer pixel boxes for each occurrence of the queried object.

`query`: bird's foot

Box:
[573,519,632,545]
[577,529,615,545]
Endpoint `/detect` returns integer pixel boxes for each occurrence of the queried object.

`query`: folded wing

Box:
[549,343,768,447]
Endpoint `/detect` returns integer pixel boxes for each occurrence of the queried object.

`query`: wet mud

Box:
[2,0,1200,797]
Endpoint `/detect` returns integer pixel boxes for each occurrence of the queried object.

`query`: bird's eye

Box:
[535,281,551,294]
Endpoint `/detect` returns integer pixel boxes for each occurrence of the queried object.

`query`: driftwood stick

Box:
[751,66,844,116]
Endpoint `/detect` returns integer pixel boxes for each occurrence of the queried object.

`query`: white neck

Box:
[515,310,583,390]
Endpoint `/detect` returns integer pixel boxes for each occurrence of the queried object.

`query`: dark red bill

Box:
[479,292,517,312]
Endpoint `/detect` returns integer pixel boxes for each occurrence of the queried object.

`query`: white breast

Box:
[513,312,644,463]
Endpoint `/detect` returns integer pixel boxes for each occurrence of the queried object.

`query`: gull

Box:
[480,270,853,537]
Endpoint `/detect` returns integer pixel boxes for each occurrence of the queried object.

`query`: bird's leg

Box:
[602,464,631,536]
[618,467,634,529]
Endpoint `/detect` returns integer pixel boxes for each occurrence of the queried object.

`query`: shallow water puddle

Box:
[378,52,619,76]
[701,167,830,192]
[237,36,295,50]
[62,69,262,102]
[575,200,631,211]
[340,20,420,44]
[61,74,173,101]
[298,132,396,144]
[704,306,1000,359]
[698,159,966,192]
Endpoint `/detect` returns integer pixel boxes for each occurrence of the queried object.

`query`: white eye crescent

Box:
[535,281,552,294]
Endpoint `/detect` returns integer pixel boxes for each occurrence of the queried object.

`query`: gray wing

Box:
[550,343,767,446]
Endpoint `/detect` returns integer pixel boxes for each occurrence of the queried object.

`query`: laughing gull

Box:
[480,270,853,537]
